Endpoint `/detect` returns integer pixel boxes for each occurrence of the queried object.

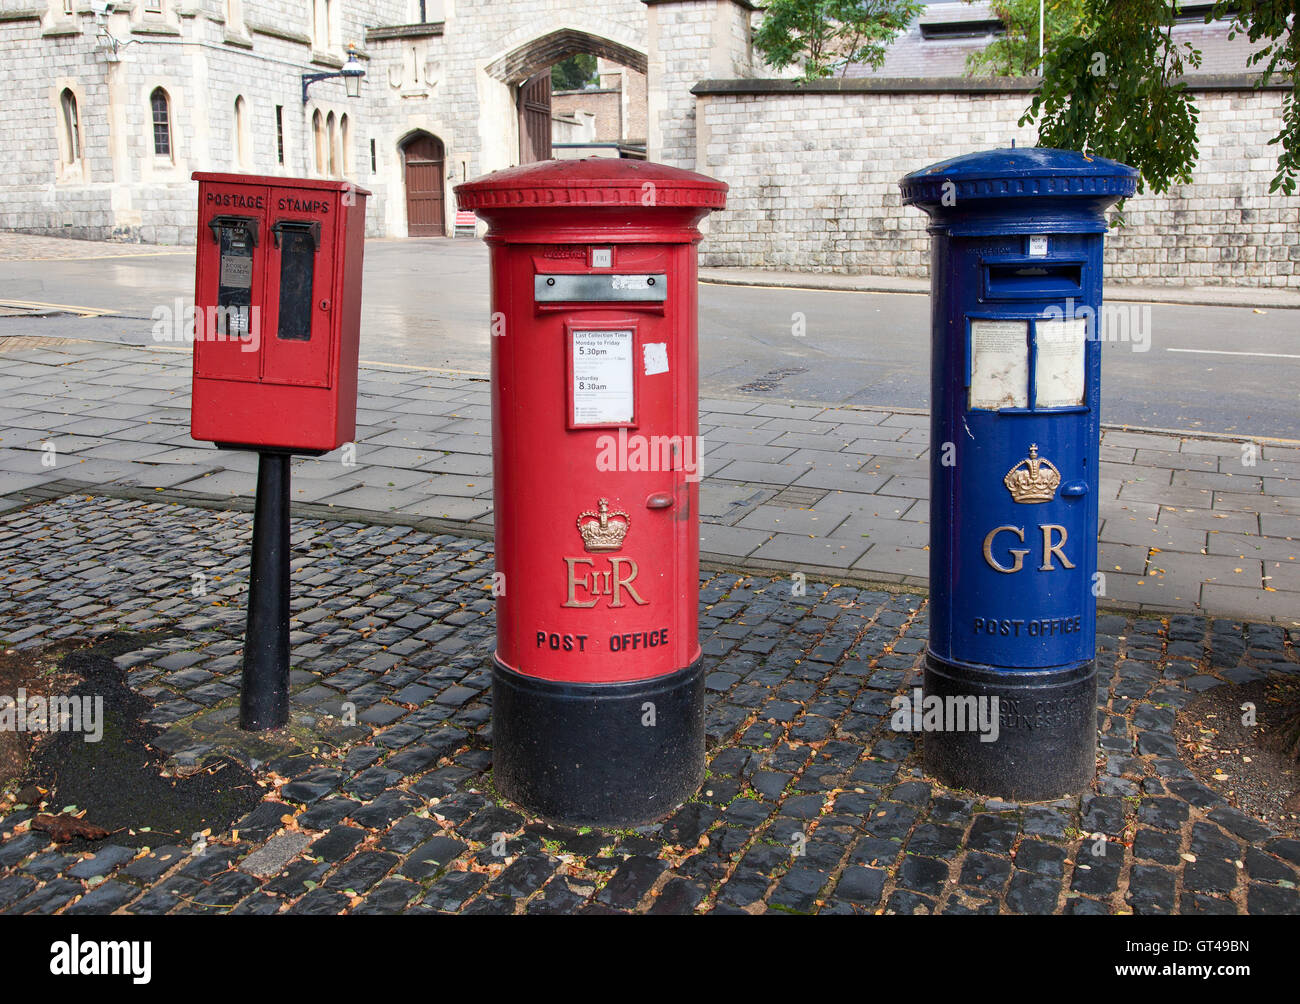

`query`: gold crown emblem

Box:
[1004,444,1061,504]
[577,498,630,552]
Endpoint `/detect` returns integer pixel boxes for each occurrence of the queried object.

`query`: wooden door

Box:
[403,133,445,236]
[517,72,552,164]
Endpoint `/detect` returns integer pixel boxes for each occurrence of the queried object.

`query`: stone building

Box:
[0,0,723,241]
[2,0,1293,290]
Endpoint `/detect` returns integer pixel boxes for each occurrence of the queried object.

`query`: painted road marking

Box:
[0,299,117,317]
[1167,348,1300,360]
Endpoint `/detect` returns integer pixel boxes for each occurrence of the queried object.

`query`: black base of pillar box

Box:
[239,452,292,732]
[491,657,705,828]
[922,652,1097,802]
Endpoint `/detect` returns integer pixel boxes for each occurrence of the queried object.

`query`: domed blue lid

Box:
[900,147,1137,210]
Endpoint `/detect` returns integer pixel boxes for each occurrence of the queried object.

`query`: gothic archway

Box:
[483,27,648,164]
[484,27,647,85]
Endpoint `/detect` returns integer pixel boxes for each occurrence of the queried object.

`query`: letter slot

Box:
[535,273,668,303]
[983,260,1083,300]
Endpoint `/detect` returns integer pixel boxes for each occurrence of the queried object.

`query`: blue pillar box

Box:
[900,148,1137,799]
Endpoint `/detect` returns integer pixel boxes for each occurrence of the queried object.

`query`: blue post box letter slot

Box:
[900,148,1137,800]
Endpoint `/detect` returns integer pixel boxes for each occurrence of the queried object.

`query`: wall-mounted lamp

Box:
[302,46,365,104]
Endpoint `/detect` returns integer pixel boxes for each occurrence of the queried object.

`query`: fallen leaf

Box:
[32,813,110,843]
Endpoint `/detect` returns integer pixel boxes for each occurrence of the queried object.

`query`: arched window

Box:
[326,111,336,176]
[312,110,324,174]
[60,88,80,164]
[339,113,350,176]
[150,88,171,158]
[234,95,248,167]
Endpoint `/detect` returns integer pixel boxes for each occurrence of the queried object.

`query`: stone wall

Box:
[0,0,651,241]
[646,0,753,169]
[691,77,1299,288]
[609,59,647,142]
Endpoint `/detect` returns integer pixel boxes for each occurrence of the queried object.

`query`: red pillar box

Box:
[455,160,727,826]
[191,173,369,453]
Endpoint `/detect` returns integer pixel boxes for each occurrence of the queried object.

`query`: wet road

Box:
[2,237,1296,440]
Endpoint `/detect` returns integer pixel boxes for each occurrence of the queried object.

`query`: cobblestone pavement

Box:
[0,494,1297,915]
[0,339,1297,623]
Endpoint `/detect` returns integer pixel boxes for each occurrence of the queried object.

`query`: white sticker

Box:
[1028,236,1049,257]
[572,329,634,425]
[1035,318,1088,408]
[591,248,612,268]
[643,342,669,376]
[611,275,649,290]
[969,319,1029,410]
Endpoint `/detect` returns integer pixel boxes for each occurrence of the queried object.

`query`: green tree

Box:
[965,0,1093,77]
[1212,0,1299,195]
[1022,0,1298,195]
[551,54,598,91]
[754,0,926,82]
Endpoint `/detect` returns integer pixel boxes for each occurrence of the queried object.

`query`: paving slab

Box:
[0,340,1293,623]
[751,532,869,569]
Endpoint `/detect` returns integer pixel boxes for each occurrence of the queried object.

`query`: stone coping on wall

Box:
[365,22,446,43]
[245,20,311,45]
[691,73,1288,97]
[554,87,623,97]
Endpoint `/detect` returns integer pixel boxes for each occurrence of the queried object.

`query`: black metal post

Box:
[240,451,291,731]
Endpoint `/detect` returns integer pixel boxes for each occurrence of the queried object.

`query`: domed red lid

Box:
[456,157,727,212]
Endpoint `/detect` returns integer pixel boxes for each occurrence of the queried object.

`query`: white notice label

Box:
[1035,318,1088,408]
[573,329,634,425]
[643,342,669,376]
[1028,236,1049,257]
[969,319,1029,410]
